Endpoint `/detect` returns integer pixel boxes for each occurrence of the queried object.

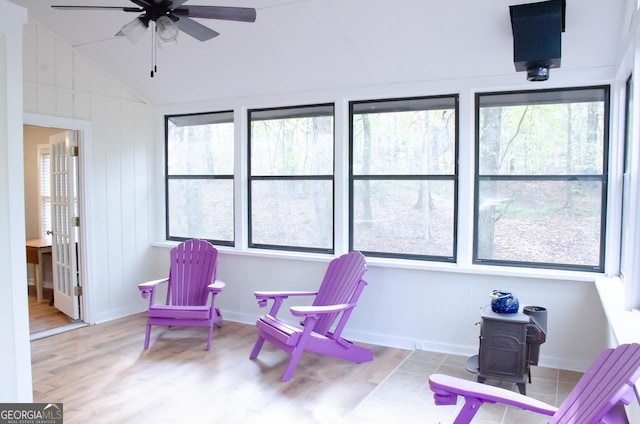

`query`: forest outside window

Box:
[165,111,235,245]
[350,96,458,261]
[475,86,609,271]
[248,104,334,253]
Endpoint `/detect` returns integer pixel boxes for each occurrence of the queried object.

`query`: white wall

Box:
[0,0,30,403]
[20,18,159,324]
[212,253,607,371]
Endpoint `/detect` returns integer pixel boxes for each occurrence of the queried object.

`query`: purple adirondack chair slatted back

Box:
[168,239,218,307]
[311,251,367,335]
[551,343,640,424]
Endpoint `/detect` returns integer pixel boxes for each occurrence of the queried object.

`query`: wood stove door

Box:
[478,319,527,382]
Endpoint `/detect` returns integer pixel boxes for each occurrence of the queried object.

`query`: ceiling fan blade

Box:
[170,0,189,8]
[175,16,220,41]
[130,0,167,8]
[175,6,257,23]
[52,5,144,12]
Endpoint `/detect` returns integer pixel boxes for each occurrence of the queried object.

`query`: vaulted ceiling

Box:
[8,0,631,106]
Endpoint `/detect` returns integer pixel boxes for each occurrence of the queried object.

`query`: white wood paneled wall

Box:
[22,18,159,324]
[1,0,31,402]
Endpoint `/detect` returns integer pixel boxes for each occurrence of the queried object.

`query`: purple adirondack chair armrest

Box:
[254,290,318,307]
[290,303,353,317]
[254,290,319,317]
[208,280,225,293]
[429,374,557,416]
[138,278,169,299]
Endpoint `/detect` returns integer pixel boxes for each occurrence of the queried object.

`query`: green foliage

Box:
[352,109,456,175]
[479,102,604,176]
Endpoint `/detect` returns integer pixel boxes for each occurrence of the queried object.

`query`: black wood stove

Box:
[466,305,547,395]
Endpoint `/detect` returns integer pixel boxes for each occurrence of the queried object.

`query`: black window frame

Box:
[247,103,336,254]
[473,85,610,272]
[348,94,459,262]
[620,75,633,278]
[165,110,235,247]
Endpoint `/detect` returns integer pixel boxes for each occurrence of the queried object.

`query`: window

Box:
[248,104,334,253]
[620,75,633,278]
[350,96,458,261]
[165,111,235,245]
[475,86,609,271]
[37,145,51,239]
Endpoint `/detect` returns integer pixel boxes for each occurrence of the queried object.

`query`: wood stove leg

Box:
[516,382,526,395]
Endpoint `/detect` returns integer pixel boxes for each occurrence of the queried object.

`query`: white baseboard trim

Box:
[102,307,591,371]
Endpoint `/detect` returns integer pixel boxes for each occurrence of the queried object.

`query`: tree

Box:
[359,115,373,228]
[477,107,501,258]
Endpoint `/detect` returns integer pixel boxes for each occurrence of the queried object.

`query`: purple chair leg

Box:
[206,326,213,351]
[281,348,304,382]
[250,336,265,360]
[453,397,483,424]
[144,324,152,349]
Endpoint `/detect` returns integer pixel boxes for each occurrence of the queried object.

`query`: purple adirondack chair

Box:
[138,239,225,350]
[429,343,640,424]
[249,251,374,382]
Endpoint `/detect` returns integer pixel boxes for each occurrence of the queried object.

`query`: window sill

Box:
[152,241,600,282]
[363,256,598,282]
[595,276,640,345]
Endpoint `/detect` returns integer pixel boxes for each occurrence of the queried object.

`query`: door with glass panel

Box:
[49,130,80,320]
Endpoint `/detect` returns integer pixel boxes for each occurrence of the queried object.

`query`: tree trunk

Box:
[477,108,501,258]
[564,104,573,208]
[360,115,373,228]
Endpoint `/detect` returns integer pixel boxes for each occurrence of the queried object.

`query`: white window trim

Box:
[36,144,50,240]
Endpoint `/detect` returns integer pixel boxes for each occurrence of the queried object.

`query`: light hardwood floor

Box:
[28,295,73,334]
[30,313,580,424]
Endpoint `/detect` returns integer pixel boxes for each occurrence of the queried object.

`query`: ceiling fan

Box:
[52,0,257,76]
[52,0,257,43]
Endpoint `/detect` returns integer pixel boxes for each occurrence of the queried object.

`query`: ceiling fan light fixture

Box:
[118,17,148,44]
[156,15,179,43]
[53,1,258,76]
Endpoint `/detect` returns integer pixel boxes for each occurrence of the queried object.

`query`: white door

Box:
[50,130,80,320]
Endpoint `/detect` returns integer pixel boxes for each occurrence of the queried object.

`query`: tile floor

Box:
[347,350,582,424]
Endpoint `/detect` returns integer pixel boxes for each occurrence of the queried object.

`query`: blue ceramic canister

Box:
[490,290,519,314]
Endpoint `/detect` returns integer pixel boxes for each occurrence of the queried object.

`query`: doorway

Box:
[23,114,91,339]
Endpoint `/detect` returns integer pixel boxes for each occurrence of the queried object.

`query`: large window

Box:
[165,111,235,245]
[248,104,334,253]
[620,75,633,278]
[350,96,458,261]
[475,86,609,271]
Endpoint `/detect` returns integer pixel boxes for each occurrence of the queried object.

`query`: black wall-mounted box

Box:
[510,0,566,80]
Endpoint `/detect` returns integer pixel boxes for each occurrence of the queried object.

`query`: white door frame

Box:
[24,113,94,325]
